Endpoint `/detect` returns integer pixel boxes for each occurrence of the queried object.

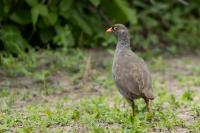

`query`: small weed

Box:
[181,90,194,101]
[192,105,200,117]
[150,56,166,72]
[33,70,50,82]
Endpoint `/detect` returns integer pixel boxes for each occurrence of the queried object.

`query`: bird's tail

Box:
[143,88,155,100]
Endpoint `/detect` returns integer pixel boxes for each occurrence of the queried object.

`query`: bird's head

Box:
[106,24,128,35]
[106,24,129,40]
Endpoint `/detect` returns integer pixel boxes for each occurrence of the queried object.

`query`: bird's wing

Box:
[117,50,155,99]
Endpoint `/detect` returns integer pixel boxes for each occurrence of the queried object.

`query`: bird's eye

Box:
[112,26,118,31]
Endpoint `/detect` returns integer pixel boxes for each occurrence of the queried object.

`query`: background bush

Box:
[0,0,199,55]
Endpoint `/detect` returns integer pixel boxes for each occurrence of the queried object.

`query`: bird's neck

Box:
[116,33,130,50]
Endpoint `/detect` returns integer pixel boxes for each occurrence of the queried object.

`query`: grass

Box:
[0,49,200,132]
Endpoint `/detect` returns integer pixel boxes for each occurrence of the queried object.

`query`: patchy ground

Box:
[0,50,200,132]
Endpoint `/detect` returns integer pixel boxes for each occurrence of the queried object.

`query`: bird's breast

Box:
[112,57,124,81]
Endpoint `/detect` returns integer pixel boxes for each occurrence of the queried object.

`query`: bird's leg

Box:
[131,101,135,116]
[144,98,151,112]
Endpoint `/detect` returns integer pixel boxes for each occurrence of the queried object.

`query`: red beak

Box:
[106,27,113,32]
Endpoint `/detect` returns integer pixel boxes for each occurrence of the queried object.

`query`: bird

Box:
[106,24,155,115]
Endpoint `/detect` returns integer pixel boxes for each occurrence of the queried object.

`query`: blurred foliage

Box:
[0,0,199,55]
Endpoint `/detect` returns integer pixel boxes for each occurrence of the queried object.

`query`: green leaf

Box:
[31,8,39,27]
[2,1,11,14]
[59,0,73,12]
[71,10,92,35]
[43,12,58,26]
[25,0,38,7]
[102,0,137,24]
[38,5,48,16]
[0,25,29,54]
[53,24,75,47]
[59,0,73,19]
[115,0,137,24]
[10,10,31,25]
[59,10,72,20]
[89,0,101,7]
[31,4,48,27]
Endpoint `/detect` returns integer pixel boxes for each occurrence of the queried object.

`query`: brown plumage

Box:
[106,24,155,115]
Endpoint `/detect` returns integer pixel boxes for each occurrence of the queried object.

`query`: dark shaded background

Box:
[0,0,199,55]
